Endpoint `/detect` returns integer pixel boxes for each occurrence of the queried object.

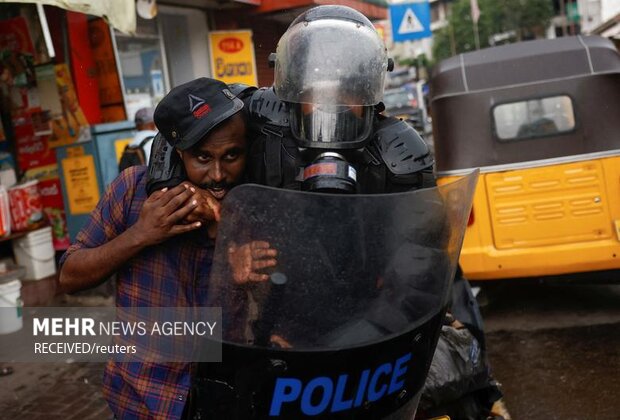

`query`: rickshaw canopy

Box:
[432,35,619,99]
[430,36,620,175]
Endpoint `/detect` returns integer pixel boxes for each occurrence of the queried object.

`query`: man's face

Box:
[179,113,247,200]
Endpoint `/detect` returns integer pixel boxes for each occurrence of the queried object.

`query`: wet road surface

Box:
[480,281,620,420]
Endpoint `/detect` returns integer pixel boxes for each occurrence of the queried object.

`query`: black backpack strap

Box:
[138,135,155,148]
[247,87,292,188]
[262,125,283,187]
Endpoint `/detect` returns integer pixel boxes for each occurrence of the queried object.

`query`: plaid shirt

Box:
[61,166,214,419]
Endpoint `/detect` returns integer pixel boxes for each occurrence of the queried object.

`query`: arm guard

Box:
[246,87,290,132]
[373,116,435,187]
[228,83,257,100]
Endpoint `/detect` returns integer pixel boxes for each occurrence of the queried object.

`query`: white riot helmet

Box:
[273,5,392,149]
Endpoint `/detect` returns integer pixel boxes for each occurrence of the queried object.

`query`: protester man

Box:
[59,78,262,419]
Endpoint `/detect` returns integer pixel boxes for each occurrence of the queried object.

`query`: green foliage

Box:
[432,0,554,62]
[397,53,429,68]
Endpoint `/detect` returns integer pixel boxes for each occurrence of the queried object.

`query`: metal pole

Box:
[559,0,567,36]
[473,20,480,50]
[569,0,576,35]
[36,4,56,58]
[449,23,456,56]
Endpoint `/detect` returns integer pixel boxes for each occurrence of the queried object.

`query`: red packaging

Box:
[8,180,44,232]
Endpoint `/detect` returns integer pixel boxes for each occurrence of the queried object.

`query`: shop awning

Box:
[0,0,136,33]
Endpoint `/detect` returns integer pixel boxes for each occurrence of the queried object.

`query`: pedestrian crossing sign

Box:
[389,1,432,42]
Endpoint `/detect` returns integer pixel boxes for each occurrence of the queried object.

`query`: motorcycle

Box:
[190,171,478,419]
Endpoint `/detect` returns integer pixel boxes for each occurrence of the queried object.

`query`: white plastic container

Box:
[0,279,23,334]
[12,226,56,280]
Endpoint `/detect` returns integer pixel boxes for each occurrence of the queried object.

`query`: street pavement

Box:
[0,361,110,419]
[482,282,620,420]
[0,293,112,419]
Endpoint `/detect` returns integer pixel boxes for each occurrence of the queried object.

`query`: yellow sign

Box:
[61,155,100,215]
[208,30,258,86]
[114,138,133,163]
[66,146,85,158]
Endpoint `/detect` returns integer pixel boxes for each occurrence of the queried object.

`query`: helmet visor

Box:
[290,103,373,148]
[274,18,388,106]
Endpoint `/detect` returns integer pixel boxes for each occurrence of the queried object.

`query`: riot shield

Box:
[193,171,478,419]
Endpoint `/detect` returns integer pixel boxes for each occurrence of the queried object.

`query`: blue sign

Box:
[389,1,432,43]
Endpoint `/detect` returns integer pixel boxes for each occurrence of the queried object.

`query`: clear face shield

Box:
[290,102,374,149]
[274,16,388,149]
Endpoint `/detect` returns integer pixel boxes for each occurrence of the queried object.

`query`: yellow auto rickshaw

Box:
[430,35,620,281]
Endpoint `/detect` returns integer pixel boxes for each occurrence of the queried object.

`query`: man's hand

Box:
[130,183,202,247]
[183,184,222,225]
[270,334,292,349]
[227,241,278,284]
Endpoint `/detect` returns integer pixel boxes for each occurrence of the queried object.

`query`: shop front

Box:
[0,0,222,305]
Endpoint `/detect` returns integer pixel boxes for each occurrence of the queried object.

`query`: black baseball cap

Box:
[154,78,244,150]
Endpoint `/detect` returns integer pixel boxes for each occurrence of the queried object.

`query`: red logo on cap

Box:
[193,104,211,119]
[189,94,211,119]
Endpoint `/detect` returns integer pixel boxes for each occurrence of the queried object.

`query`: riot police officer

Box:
[233,5,434,195]
[229,5,503,419]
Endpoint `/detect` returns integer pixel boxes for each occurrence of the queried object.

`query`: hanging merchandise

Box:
[8,179,44,232]
[23,165,70,250]
[0,16,36,60]
[0,16,37,114]
[13,109,56,171]
[48,63,91,148]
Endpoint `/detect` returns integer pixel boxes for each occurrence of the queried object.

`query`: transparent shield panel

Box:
[493,95,575,140]
[207,171,478,351]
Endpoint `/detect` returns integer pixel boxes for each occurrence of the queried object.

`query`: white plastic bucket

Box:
[12,226,56,281]
[0,279,23,334]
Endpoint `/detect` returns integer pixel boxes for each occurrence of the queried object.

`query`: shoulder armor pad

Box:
[374,117,434,175]
[228,83,257,100]
[248,87,290,129]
